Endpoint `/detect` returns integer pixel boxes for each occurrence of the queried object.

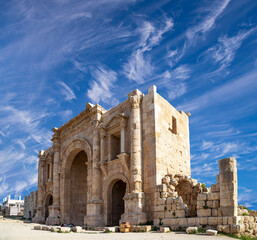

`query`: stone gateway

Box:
[31,86,257,237]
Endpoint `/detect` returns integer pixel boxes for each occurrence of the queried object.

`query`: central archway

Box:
[109,180,126,226]
[69,150,88,225]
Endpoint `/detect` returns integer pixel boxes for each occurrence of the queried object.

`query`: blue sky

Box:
[0,0,257,209]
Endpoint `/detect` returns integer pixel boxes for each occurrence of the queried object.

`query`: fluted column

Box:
[129,94,143,192]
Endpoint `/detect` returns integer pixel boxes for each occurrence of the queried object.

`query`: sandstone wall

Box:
[142,90,157,220]
[154,93,190,184]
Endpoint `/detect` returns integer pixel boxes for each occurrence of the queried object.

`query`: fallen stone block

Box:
[71,226,83,232]
[59,227,71,233]
[34,225,42,230]
[42,226,50,231]
[51,227,59,232]
[160,227,170,233]
[206,229,218,235]
[186,227,198,234]
[104,226,116,232]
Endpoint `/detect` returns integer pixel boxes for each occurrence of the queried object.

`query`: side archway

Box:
[44,193,53,221]
[103,173,130,226]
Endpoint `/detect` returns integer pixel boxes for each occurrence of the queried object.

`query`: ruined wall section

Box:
[24,191,38,219]
[154,93,190,184]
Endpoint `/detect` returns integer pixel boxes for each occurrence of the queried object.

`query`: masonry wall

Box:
[24,191,37,219]
[142,91,157,221]
[154,93,190,184]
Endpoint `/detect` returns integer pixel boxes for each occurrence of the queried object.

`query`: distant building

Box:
[24,191,37,219]
[2,195,24,216]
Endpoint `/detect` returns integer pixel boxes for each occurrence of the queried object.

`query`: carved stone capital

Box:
[129,95,142,109]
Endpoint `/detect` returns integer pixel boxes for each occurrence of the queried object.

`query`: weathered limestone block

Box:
[178,218,188,226]
[207,201,213,208]
[154,211,165,219]
[155,198,166,206]
[208,217,218,225]
[162,218,177,226]
[160,227,170,233]
[213,200,220,208]
[42,226,50,231]
[34,225,42,230]
[51,226,59,232]
[155,205,165,212]
[207,193,220,201]
[186,227,198,234]
[188,218,196,226]
[211,184,219,193]
[217,225,230,234]
[175,210,185,218]
[228,216,238,225]
[197,209,212,217]
[206,229,218,235]
[197,200,206,209]
[199,217,208,225]
[60,227,71,233]
[212,209,218,216]
[197,193,207,201]
[71,226,83,232]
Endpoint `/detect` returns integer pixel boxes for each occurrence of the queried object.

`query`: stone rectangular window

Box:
[172,116,177,134]
[111,134,121,160]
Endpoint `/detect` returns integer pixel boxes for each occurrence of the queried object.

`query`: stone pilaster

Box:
[219,157,238,216]
[47,127,61,225]
[85,110,104,227]
[32,151,45,223]
[99,127,106,162]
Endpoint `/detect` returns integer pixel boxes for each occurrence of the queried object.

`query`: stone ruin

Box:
[154,157,257,237]
[25,86,256,238]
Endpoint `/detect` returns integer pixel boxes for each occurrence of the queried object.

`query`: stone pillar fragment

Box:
[219,157,238,216]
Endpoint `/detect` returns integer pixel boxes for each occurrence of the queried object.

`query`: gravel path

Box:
[0,219,233,240]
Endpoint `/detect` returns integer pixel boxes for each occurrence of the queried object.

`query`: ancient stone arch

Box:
[60,138,92,173]
[44,192,53,221]
[59,138,92,225]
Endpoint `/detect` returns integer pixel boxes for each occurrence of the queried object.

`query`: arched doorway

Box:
[69,150,87,225]
[45,194,53,221]
[110,180,126,226]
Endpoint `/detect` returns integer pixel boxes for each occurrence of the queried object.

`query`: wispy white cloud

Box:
[87,65,118,105]
[123,18,173,83]
[58,81,76,101]
[158,65,191,100]
[186,0,231,42]
[205,27,257,75]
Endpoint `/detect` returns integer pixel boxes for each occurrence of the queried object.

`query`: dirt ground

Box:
[0,217,233,240]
